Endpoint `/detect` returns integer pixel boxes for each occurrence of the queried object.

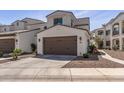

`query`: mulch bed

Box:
[62,54,124,68]
[104,50,124,60]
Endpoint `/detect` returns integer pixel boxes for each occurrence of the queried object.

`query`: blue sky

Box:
[0,10,124,30]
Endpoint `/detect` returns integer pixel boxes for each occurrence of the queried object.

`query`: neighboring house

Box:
[92,12,124,50]
[0,18,45,53]
[0,17,45,32]
[0,10,90,55]
[37,10,90,56]
[0,29,41,53]
[92,27,106,48]
[0,25,11,32]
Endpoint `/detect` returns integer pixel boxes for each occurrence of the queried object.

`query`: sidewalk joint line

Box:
[69,68,73,82]
[95,68,110,81]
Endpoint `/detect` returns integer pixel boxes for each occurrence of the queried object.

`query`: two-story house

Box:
[92,27,105,48]
[92,12,124,50]
[37,10,90,56]
[0,18,45,53]
[0,10,90,56]
[0,18,45,32]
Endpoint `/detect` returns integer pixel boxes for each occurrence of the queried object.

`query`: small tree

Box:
[88,44,96,53]
[0,51,3,57]
[113,44,119,51]
[12,48,22,60]
[122,44,124,51]
[31,43,36,53]
[94,35,103,49]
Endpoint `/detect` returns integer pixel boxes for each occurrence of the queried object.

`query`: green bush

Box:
[0,51,3,57]
[31,43,36,52]
[122,45,124,51]
[83,53,89,58]
[88,44,96,54]
[12,48,22,60]
[113,45,119,51]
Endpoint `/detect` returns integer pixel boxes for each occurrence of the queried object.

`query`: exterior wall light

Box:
[79,37,82,43]
[16,39,18,42]
[39,39,40,42]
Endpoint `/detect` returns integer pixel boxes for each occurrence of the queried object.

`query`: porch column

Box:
[119,21,123,50]
[110,25,113,49]
[119,38,122,50]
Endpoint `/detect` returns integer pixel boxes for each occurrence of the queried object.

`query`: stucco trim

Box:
[37,24,90,35]
[105,12,124,26]
[46,10,76,19]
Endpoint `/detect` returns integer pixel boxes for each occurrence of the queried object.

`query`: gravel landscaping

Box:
[104,50,124,60]
[62,54,124,68]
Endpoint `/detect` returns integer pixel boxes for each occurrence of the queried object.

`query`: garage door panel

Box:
[0,39,15,53]
[43,36,77,55]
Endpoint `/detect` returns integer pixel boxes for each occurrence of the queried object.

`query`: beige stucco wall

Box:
[0,25,10,32]
[12,21,26,31]
[23,18,43,25]
[17,29,40,53]
[27,23,45,30]
[76,25,89,31]
[37,25,89,56]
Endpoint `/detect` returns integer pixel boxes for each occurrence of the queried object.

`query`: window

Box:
[106,41,110,46]
[71,19,73,27]
[4,28,6,31]
[38,39,40,42]
[17,22,19,26]
[113,23,119,35]
[122,21,124,33]
[54,18,63,25]
[98,30,103,35]
[106,30,110,36]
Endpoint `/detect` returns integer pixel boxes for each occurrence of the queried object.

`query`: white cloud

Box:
[74,10,92,17]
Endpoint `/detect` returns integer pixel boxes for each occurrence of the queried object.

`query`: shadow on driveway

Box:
[34,55,76,61]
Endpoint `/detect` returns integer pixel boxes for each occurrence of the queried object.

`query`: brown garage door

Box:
[0,39,15,53]
[43,36,77,55]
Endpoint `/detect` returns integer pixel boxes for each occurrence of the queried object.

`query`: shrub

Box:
[94,35,103,49]
[31,43,36,52]
[88,44,96,54]
[122,45,124,51]
[113,45,119,51]
[83,53,89,58]
[12,48,22,60]
[0,51,3,57]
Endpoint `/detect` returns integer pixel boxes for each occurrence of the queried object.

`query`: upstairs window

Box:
[98,30,103,35]
[106,30,110,36]
[4,28,6,31]
[54,18,63,25]
[71,19,73,27]
[122,21,124,33]
[106,41,110,46]
[16,22,19,26]
[113,23,119,35]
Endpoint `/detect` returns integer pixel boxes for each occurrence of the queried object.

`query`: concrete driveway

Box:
[0,55,124,82]
[0,55,76,81]
[0,55,76,68]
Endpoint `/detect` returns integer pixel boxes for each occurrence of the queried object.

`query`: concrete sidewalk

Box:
[0,68,124,82]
